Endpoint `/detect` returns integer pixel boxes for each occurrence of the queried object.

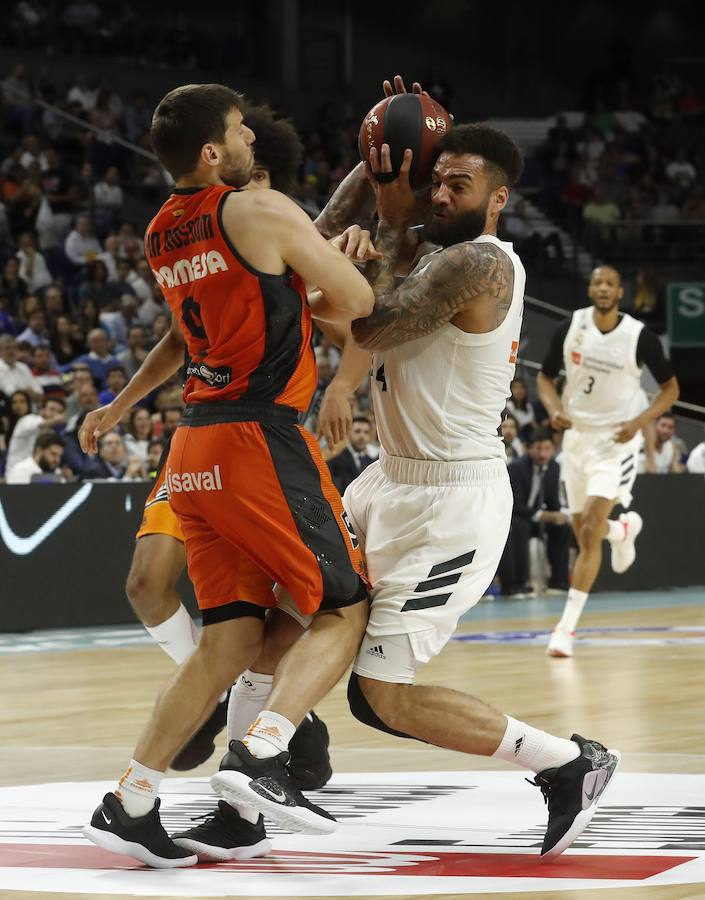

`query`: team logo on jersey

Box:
[151,250,229,288]
[572,350,582,365]
[186,360,232,388]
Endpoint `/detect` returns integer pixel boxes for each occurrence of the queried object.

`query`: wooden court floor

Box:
[1,591,704,900]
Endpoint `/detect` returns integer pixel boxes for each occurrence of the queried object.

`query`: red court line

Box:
[0,844,695,880]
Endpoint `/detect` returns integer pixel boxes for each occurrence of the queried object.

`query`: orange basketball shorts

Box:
[166,404,367,626]
[135,464,185,543]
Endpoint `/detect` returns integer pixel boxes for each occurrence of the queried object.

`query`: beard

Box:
[38,456,55,473]
[220,148,254,189]
[423,198,490,247]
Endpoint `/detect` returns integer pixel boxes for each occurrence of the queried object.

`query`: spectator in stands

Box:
[70,327,117,387]
[115,221,143,262]
[16,307,48,348]
[612,96,647,135]
[78,260,120,306]
[124,407,153,465]
[583,182,620,245]
[117,323,148,378]
[38,147,76,247]
[686,425,705,474]
[150,311,170,343]
[64,213,101,266]
[138,281,167,327]
[505,376,535,438]
[0,334,42,399]
[66,72,97,112]
[146,437,165,475]
[125,258,153,303]
[640,412,686,473]
[93,166,123,225]
[158,405,183,440]
[124,91,152,143]
[498,428,571,598]
[4,393,65,473]
[42,282,66,323]
[50,313,84,366]
[31,344,64,396]
[63,365,95,418]
[98,365,127,405]
[5,430,65,484]
[665,148,697,193]
[0,257,27,311]
[112,259,137,300]
[16,231,52,292]
[327,416,374,495]
[83,430,146,480]
[501,412,524,462]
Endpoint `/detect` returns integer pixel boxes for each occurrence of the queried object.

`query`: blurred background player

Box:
[538,265,679,658]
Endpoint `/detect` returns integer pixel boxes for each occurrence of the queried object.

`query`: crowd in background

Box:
[1,54,704,499]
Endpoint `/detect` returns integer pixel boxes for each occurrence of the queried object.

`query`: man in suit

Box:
[499,428,571,597]
[83,430,146,481]
[327,416,374,495]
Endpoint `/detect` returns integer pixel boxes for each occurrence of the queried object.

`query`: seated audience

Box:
[327,416,374,495]
[5,431,66,484]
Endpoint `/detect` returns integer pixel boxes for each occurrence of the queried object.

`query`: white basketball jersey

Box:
[372,234,526,462]
[562,307,644,429]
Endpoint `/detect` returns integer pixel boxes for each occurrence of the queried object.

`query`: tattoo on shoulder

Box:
[352,241,514,351]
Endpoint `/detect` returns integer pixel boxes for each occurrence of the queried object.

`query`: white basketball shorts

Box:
[561,426,643,515]
[344,451,512,684]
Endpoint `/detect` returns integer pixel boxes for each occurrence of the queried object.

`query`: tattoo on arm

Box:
[314,163,376,238]
[352,241,514,352]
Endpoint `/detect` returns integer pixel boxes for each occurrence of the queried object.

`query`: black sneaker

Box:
[528,734,621,860]
[288,711,332,791]
[172,800,271,862]
[171,692,229,771]
[212,740,337,835]
[82,792,198,868]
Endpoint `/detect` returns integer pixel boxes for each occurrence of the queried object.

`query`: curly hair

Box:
[244,105,303,195]
[437,123,524,189]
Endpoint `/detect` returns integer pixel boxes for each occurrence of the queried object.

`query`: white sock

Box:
[145,603,199,665]
[227,670,274,744]
[556,587,588,634]
[493,716,580,773]
[243,710,296,758]
[606,519,626,544]
[115,759,163,817]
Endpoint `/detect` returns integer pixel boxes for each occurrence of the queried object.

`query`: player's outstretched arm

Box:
[78,315,184,455]
[316,319,372,447]
[351,237,512,352]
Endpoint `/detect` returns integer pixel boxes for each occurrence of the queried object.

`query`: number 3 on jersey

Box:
[583,375,595,395]
[375,363,387,392]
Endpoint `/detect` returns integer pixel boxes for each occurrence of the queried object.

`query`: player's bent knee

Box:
[347,673,414,739]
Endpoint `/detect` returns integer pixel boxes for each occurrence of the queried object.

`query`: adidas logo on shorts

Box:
[366,644,386,659]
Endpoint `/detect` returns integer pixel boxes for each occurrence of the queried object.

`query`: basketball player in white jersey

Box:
[249,119,620,860]
[538,266,679,658]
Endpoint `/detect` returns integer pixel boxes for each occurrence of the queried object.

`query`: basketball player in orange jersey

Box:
[81,83,373,867]
[121,105,336,786]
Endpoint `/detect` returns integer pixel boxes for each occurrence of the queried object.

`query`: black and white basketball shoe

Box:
[288,711,333,791]
[528,733,621,860]
[172,800,271,862]
[212,740,337,834]
[83,793,198,868]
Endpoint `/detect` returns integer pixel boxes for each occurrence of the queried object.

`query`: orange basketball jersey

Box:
[145,184,316,412]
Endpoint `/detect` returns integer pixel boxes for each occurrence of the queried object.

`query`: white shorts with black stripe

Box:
[560,426,643,515]
[344,451,512,684]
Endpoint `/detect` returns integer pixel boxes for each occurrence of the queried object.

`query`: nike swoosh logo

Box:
[0,484,93,556]
[582,769,607,807]
[101,810,112,824]
[255,783,287,803]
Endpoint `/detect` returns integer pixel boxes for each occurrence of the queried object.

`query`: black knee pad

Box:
[347,672,414,740]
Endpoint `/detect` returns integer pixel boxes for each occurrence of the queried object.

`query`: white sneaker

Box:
[610,511,643,574]
[547,628,574,658]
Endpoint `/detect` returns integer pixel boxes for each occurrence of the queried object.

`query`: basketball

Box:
[358,93,452,189]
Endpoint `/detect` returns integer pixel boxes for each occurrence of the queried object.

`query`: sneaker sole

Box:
[82,824,198,868]
[211,771,337,836]
[546,646,572,658]
[540,749,621,861]
[172,836,271,862]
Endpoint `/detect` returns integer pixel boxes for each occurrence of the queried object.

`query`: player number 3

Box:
[583,375,595,395]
